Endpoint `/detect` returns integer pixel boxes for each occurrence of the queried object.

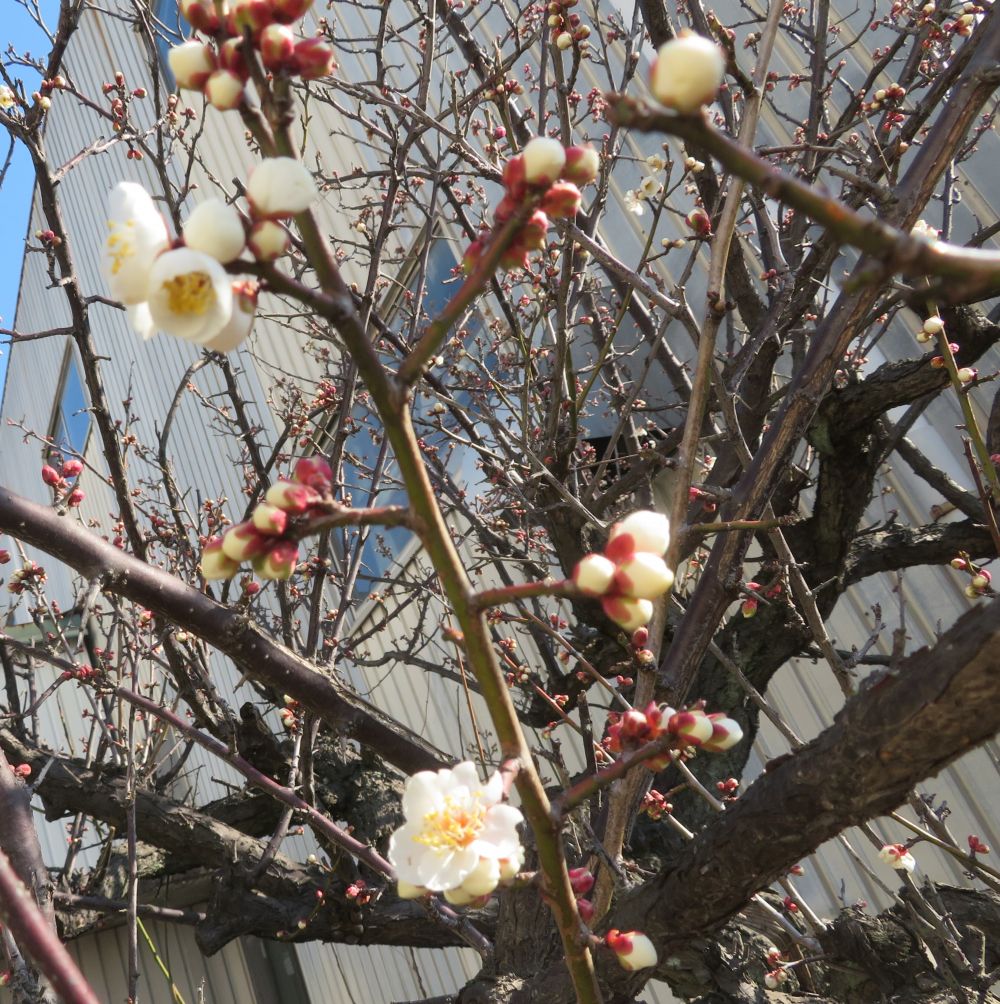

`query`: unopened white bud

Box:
[614,552,675,600]
[183,199,246,263]
[573,553,617,597]
[649,34,726,114]
[246,157,318,218]
[522,136,566,186]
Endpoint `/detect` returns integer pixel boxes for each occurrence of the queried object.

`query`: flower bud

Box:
[502,155,526,199]
[498,847,525,883]
[294,456,333,491]
[701,713,743,752]
[260,23,296,70]
[41,465,61,487]
[180,0,221,32]
[521,210,550,251]
[252,502,289,535]
[555,31,573,49]
[246,157,318,218]
[0,551,10,565]
[971,571,991,591]
[67,488,85,507]
[957,367,976,384]
[541,181,582,219]
[396,880,428,900]
[219,38,249,78]
[61,459,84,478]
[922,315,944,335]
[168,42,217,91]
[577,898,595,922]
[667,709,714,746]
[459,856,501,898]
[293,37,336,80]
[614,552,675,600]
[568,867,595,895]
[255,540,299,580]
[606,510,670,558]
[878,843,916,872]
[606,930,658,971]
[205,70,245,111]
[686,207,712,236]
[222,521,271,561]
[229,0,272,34]
[650,34,726,113]
[271,0,314,23]
[182,199,246,264]
[443,885,487,907]
[266,480,321,513]
[248,219,290,261]
[573,553,616,596]
[522,136,566,186]
[201,537,240,580]
[601,595,654,631]
[562,145,599,185]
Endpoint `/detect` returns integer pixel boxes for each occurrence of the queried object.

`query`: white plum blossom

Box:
[127,302,156,341]
[0,85,16,110]
[146,247,233,344]
[202,282,256,353]
[649,34,726,114]
[879,843,916,872]
[246,157,318,218]
[388,761,523,894]
[639,175,662,200]
[624,190,644,216]
[911,219,939,242]
[182,199,246,264]
[102,182,170,305]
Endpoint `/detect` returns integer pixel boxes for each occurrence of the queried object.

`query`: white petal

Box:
[418,845,479,892]
[127,302,156,341]
[402,771,446,820]
[147,247,233,344]
[103,182,169,305]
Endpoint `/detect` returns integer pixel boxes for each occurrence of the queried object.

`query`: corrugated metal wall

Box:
[0,0,998,1001]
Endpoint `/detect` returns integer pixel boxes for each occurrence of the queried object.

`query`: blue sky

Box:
[0,1,58,396]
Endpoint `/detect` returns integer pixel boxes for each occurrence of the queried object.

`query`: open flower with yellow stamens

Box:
[388,762,523,895]
[102,182,169,305]
[147,247,234,344]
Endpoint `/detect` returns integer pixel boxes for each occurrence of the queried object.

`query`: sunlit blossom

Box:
[102,183,170,306]
[146,247,233,344]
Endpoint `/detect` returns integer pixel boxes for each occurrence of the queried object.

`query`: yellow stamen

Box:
[162,271,214,315]
[414,795,486,851]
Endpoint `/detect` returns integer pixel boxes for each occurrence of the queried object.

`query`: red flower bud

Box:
[293,38,336,80]
[270,0,314,22]
[67,488,85,507]
[541,181,582,219]
[41,465,61,487]
[293,456,333,491]
[61,459,84,478]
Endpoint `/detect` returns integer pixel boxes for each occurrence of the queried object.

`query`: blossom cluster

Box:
[605,700,743,770]
[572,510,674,631]
[7,560,46,595]
[40,458,85,509]
[463,137,599,274]
[201,456,334,582]
[388,762,524,906]
[169,0,334,112]
[950,557,992,599]
[546,0,591,52]
[101,157,316,348]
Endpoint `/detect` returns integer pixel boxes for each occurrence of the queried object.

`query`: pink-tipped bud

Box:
[201,537,241,580]
[61,459,84,478]
[601,595,654,631]
[541,181,582,219]
[614,552,675,600]
[219,38,249,78]
[294,456,333,491]
[606,510,671,558]
[701,713,744,752]
[568,867,595,895]
[572,553,616,596]
[252,502,289,536]
[221,521,271,562]
[0,550,10,565]
[971,570,991,591]
[168,42,217,91]
[248,220,290,261]
[67,488,85,507]
[41,465,62,486]
[667,709,714,746]
[180,0,220,32]
[522,136,566,187]
[605,930,658,971]
[577,898,595,923]
[293,38,336,80]
[521,210,550,251]
[266,480,320,513]
[255,540,299,580]
[502,155,526,199]
[229,0,273,34]
[686,207,712,236]
[270,0,314,22]
[205,70,245,111]
[562,145,600,185]
[951,557,968,570]
[260,23,296,70]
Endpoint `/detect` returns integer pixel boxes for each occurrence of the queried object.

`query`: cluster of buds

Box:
[878,842,916,872]
[569,866,595,923]
[463,137,599,273]
[642,788,672,819]
[7,560,46,595]
[605,700,744,770]
[60,664,101,683]
[649,33,726,114]
[41,458,85,508]
[946,3,983,36]
[605,929,658,971]
[866,81,905,113]
[950,557,992,599]
[8,763,31,779]
[764,967,789,990]
[573,510,674,631]
[547,0,590,52]
[740,579,782,618]
[201,456,334,582]
[345,879,373,904]
[169,0,334,112]
[968,834,991,855]
[279,695,302,732]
